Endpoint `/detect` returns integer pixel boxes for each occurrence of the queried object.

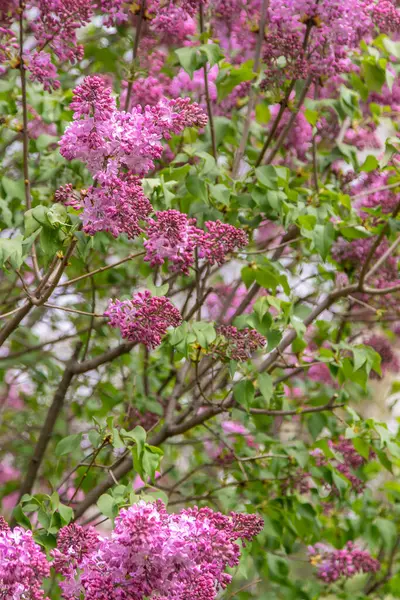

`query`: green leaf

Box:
[55,433,82,457]
[97,494,118,519]
[304,108,318,126]
[199,43,224,66]
[58,503,74,524]
[376,518,397,550]
[363,61,386,92]
[360,155,379,173]
[47,203,68,228]
[142,444,163,482]
[2,176,25,202]
[175,47,205,78]
[255,165,278,189]
[258,373,273,406]
[311,223,335,260]
[192,321,216,348]
[233,380,254,412]
[186,174,208,203]
[0,237,24,269]
[267,553,289,581]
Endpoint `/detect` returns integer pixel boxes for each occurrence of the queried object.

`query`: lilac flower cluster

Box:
[264,0,391,86]
[143,209,200,274]
[199,220,249,265]
[0,518,50,600]
[215,325,266,362]
[311,436,369,494]
[104,291,182,349]
[52,502,263,600]
[332,236,400,295]
[143,211,248,273]
[308,541,380,583]
[60,76,207,238]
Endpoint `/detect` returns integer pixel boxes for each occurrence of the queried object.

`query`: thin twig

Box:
[199,1,217,159]
[124,0,146,111]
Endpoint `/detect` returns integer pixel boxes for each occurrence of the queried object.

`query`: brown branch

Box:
[199,1,217,159]
[231,0,269,177]
[15,344,82,508]
[358,200,400,288]
[124,0,146,111]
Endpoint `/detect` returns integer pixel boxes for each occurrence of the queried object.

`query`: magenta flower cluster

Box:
[144,211,249,274]
[215,325,266,362]
[0,517,50,600]
[311,436,371,494]
[308,541,380,583]
[104,291,182,349]
[51,501,263,600]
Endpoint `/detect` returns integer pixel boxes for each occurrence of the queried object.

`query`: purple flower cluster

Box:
[104,291,182,349]
[264,0,384,84]
[144,209,200,274]
[198,220,249,265]
[83,176,151,239]
[311,436,370,494]
[143,211,248,273]
[216,325,266,362]
[308,541,380,583]
[60,76,207,238]
[0,519,50,600]
[52,502,263,600]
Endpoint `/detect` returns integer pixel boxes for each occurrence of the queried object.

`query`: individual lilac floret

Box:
[143,209,201,274]
[0,519,50,600]
[216,325,266,362]
[82,175,151,238]
[308,542,380,583]
[198,220,249,265]
[104,291,182,349]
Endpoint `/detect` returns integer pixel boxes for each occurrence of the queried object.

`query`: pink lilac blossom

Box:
[60,77,207,181]
[27,105,57,140]
[266,1,374,81]
[82,176,151,238]
[198,220,248,265]
[96,0,127,26]
[26,51,60,92]
[0,520,50,600]
[351,172,399,216]
[30,0,92,64]
[143,209,201,274]
[206,283,266,322]
[371,0,400,33]
[52,501,263,600]
[151,3,196,41]
[170,66,218,106]
[308,542,380,583]
[54,183,83,210]
[216,325,266,361]
[311,437,368,494]
[104,291,182,349]
[267,103,313,159]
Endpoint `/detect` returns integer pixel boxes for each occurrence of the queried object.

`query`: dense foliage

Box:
[2,0,400,598]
